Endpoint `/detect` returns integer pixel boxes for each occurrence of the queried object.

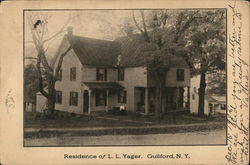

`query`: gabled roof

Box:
[116,35,189,68]
[56,33,189,68]
[206,95,226,103]
[67,35,120,66]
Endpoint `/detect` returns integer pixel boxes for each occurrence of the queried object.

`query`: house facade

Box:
[37,27,191,115]
[190,75,226,115]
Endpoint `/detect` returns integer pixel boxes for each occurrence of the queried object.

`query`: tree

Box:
[130,9,226,118]
[185,10,226,116]
[130,10,199,120]
[24,64,40,103]
[206,70,226,95]
[26,12,75,117]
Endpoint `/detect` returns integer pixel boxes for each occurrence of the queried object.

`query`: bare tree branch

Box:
[42,14,79,44]
[54,46,72,79]
[140,10,150,42]
[132,10,144,34]
[42,30,67,44]
[36,52,49,98]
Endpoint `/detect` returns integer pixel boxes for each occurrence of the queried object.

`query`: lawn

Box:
[24,111,226,129]
[24,112,145,128]
[24,111,226,139]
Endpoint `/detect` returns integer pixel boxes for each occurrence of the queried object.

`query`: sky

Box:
[24,10,137,63]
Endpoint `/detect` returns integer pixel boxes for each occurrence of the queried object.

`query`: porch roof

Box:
[83,82,124,90]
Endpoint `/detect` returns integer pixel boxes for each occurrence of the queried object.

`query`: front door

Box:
[83,90,89,113]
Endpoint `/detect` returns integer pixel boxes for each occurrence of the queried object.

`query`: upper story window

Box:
[176,69,184,81]
[58,69,62,81]
[55,91,62,104]
[117,68,124,81]
[69,91,78,106]
[221,104,226,110]
[118,90,127,103]
[70,67,76,81]
[192,94,195,100]
[96,67,107,81]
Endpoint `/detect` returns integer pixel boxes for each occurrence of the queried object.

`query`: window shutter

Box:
[182,69,184,81]
[96,68,99,81]
[104,68,107,81]
[69,92,72,105]
[96,91,99,106]
[75,92,78,106]
[73,68,76,80]
[124,91,127,103]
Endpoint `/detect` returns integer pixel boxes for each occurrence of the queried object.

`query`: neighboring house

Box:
[190,75,226,115]
[36,92,48,113]
[24,97,36,112]
[36,27,191,115]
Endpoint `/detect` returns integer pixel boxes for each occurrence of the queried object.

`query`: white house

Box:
[36,27,191,115]
[190,75,226,115]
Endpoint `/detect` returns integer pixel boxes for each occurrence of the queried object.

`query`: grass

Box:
[24,112,145,129]
[24,111,226,129]
[24,111,226,138]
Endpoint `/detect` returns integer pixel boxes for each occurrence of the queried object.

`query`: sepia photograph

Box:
[23,9,227,146]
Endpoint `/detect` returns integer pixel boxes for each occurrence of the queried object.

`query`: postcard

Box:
[0,0,249,164]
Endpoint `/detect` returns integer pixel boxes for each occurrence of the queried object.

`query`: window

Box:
[118,90,127,103]
[70,67,76,81]
[117,68,124,81]
[166,93,174,103]
[96,90,107,106]
[96,68,107,81]
[176,69,184,81]
[221,104,226,110]
[69,92,78,106]
[194,87,196,93]
[55,91,62,104]
[192,94,195,100]
[58,69,62,81]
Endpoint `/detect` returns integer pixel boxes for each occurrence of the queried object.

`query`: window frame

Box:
[70,67,76,81]
[58,69,62,81]
[176,69,185,81]
[192,94,195,100]
[96,67,107,81]
[221,104,226,110]
[118,90,127,103]
[55,91,62,104]
[69,91,78,106]
[95,90,107,106]
[117,67,125,81]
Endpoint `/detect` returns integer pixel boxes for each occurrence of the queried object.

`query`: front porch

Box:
[134,86,191,115]
[82,82,124,114]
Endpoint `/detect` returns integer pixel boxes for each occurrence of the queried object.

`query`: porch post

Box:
[145,87,149,114]
[88,90,91,114]
[187,86,190,109]
[106,89,109,112]
[176,87,179,110]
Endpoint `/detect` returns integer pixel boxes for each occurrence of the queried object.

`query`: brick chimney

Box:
[67,26,73,36]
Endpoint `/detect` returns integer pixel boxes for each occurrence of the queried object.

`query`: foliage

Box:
[207,71,226,95]
[24,64,40,102]
[129,9,226,117]
[185,9,226,75]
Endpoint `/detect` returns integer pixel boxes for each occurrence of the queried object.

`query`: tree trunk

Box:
[47,80,56,114]
[198,70,206,116]
[155,86,161,122]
